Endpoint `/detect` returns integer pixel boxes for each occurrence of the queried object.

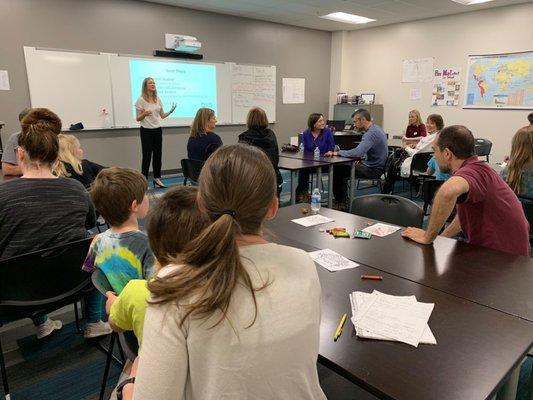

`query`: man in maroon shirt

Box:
[402,125,530,256]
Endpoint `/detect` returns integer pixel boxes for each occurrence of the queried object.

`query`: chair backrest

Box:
[383,152,395,178]
[118,331,139,361]
[180,158,204,185]
[518,197,533,240]
[422,179,444,215]
[410,152,433,174]
[91,268,113,295]
[351,194,424,228]
[0,237,93,304]
[474,138,492,159]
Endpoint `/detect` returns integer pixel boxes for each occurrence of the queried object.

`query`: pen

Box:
[361,275,383,281]
[334,313,347,341]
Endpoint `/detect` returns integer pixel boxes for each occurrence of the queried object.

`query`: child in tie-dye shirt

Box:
[84,167,155,292]
[83,230,155,293]
[82,167,155,338]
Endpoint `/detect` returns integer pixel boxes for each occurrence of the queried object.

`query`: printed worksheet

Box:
[309,249,359,272]
[291,215,334,227]
[362,223,401,237]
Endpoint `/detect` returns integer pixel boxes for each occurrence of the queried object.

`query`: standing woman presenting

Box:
[135,77,176,188]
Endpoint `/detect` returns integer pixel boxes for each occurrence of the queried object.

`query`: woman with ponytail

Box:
[124,144,325,400]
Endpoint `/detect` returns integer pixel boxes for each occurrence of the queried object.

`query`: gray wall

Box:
[0,0,331,171]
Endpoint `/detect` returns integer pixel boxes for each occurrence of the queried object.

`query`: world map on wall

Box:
[464,51,533,109]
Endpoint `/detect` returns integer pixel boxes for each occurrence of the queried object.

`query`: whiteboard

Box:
[24,47,113,129]
[23,47,276,128]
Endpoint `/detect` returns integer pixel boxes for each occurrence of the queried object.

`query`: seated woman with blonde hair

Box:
[500,125,533,199]
[402,109,427,145]
[55,134,105,188]
[187,108,222,162]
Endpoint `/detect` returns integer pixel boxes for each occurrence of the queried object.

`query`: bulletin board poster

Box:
[432,68,461,106]
[464,51,533,109]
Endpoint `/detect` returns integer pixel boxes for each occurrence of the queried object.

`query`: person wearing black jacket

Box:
[238,107,283,195]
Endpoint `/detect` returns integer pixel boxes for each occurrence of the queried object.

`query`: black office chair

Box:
[407,152,434,199]
[180,158,204,186]
[355,152,393,192]
[422,179,442,216]
[91,269,128,400]
[351,194,424,228]
[0,238,94,399]
[518,196,533,247]
[474,138,492,162]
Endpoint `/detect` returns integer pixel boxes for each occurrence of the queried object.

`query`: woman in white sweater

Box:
[120,144,326,400]
[383,114,443,194]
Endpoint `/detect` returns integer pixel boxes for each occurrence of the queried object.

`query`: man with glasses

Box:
[325,109,388,210]
[1,108,31,177]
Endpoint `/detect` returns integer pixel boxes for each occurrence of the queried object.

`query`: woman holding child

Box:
[118,144,326,399]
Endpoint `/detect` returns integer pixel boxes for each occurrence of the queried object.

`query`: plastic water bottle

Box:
[311,188,321,214]
[314,146,320,158]
[299,143,304,153]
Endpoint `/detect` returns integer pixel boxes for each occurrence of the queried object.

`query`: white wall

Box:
[331,3,533,162]
[0,0,331,171]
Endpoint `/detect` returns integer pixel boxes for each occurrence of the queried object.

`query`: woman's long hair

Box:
[149,144,277,328]
[141,77,158,102]
[55,134,83,176]
[507,126,533,194]
[190,108,215,137]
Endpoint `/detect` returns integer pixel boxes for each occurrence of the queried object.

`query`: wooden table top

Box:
[267,205,533,322]
[264,233,533,400]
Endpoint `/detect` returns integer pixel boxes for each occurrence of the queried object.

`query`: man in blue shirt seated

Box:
[325,109,388,210]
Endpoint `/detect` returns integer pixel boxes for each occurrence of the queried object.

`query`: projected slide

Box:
[129,59,217,119]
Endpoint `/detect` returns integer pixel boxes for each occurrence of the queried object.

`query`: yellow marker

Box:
[334,313,348,341]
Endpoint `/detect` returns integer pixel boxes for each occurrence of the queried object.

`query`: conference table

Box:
[265,205,533,400]
[270,205,533,322]
[278,151,358,208]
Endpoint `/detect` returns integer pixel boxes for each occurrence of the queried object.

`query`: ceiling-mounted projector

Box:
[165,33,201,53]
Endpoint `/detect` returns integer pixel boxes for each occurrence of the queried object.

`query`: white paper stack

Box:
[350,290,436,347]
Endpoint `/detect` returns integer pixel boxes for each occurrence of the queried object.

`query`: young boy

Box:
[83,167,155,338]
[105,186,209,349]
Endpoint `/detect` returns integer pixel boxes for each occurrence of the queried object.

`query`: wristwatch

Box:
[117,377,135,400]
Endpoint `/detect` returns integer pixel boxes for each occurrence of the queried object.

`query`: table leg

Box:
[328,166,334,209]
[291,171,297,205]
[348,161,356,213]
[499,360,521,400]
[316,166,322,192]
